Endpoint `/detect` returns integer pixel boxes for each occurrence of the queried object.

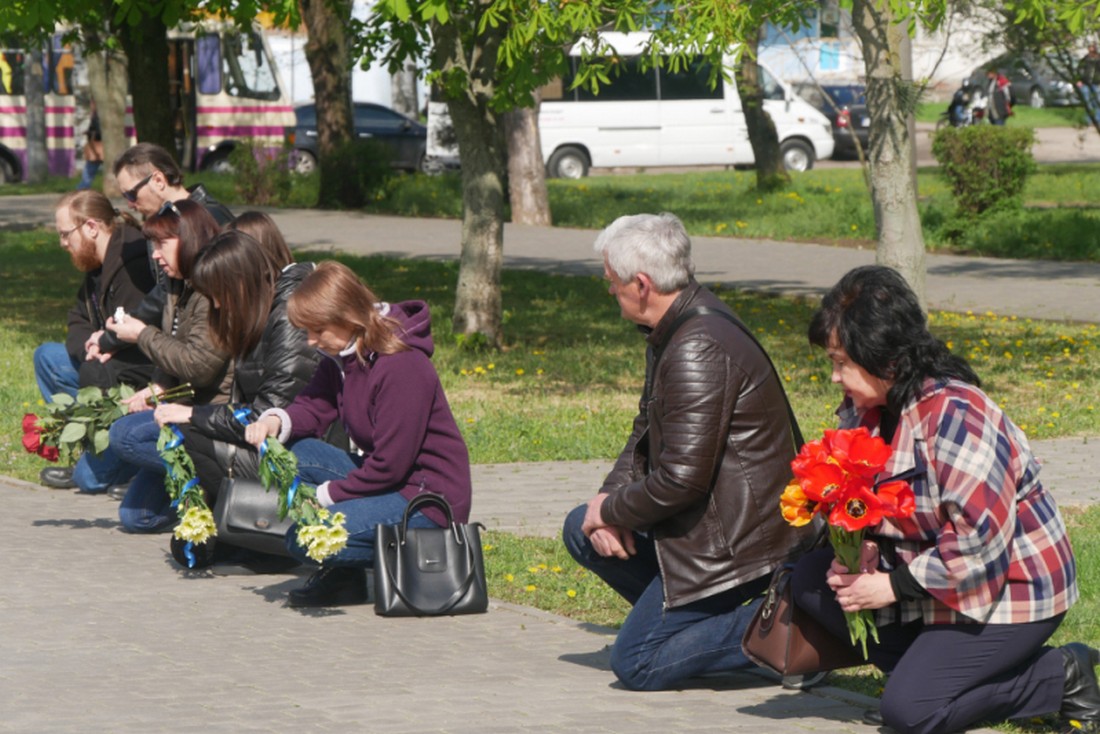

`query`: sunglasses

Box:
[121,173,154,203]
[157,200,182,217]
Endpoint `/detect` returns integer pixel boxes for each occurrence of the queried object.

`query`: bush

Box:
[318,138,395,209]
[229,140,294,206]
[931,125,1036,216]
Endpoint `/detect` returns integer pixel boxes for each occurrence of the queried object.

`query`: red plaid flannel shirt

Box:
[838,379,1078,625]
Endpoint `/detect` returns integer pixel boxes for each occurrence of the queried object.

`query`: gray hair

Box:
[594,213,694,293]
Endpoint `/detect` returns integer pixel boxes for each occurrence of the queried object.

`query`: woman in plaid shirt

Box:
[792,265,1096,734]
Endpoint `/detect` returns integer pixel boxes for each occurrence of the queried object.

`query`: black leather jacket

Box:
[189,262,319,448]
[600,281,815,607]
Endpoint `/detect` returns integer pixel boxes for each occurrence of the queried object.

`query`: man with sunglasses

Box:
[112,143,234,225]
[36,191,157,490]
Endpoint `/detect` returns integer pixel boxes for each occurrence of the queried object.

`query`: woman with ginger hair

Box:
[245,261,472,608]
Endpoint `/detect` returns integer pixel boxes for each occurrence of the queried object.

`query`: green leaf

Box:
[51,393,75,407]
[93,428,110,456]
[60,422,87,444]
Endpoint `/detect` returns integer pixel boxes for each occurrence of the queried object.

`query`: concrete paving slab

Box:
[4,474,1000,734]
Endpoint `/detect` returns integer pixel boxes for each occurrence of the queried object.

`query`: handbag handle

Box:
[399,492,459,541]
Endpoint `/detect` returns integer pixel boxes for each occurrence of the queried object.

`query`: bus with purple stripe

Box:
[171,22,295,172]
[0,38,76,184]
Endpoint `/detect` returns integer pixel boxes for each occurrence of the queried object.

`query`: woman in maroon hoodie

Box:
[247,261,472,608]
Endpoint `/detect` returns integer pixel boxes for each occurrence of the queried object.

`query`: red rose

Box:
[38,443,60,462]
[22,414,42,455]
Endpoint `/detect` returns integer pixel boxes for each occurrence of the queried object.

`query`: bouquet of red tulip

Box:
[779,427,916,658]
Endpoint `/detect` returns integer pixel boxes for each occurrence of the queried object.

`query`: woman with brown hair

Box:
[103,199,231,530]
[151,230,319,566]
[226,210,293,269]
[245,261,472,607]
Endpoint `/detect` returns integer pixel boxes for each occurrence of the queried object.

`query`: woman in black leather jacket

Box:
[151,230,319,563]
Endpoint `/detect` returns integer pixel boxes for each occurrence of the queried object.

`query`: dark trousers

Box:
[792,548,1066,734]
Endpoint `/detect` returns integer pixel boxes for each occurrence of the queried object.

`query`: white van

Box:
[427,32,835,178]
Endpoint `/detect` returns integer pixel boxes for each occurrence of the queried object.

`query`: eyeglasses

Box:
[58,222,82,243]
[121,173,154,203]
[157,200,181,217]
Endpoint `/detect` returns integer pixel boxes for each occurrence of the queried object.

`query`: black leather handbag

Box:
[212,477,295,557]
[374,493,488,617]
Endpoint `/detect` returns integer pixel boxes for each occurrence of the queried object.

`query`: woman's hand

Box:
[123,385,160,414]
[827,540,895,611]
[106,315,148,343]
[244,414,280,449]
[154,403,192,427]
[827,570,897,612]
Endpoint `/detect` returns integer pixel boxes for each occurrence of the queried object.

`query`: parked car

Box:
[287,102,428,174]
[969,53,1077,108]
[792,82,869,159]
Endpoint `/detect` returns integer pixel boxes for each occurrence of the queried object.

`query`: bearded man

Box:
[33,190,156,489]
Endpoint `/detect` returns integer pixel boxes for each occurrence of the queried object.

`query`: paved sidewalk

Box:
[4,434,1097,732]
[0,470,991,734]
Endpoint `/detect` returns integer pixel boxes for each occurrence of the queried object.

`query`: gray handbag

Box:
[373,493,488,617]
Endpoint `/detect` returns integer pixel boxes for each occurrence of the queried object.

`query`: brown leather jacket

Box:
[600,281,815,607]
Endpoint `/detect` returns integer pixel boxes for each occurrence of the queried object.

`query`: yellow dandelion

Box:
[566,589,578,598]
[504,573,514,582]
[525,585,537,592]
[515,368,525,375]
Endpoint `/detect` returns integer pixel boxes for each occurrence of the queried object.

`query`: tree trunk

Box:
[735,35,788,192]
[25,47,48,183]
[300,0,354,205]
[391,60,419,119]
[431,9,508,347]
[852,0,927,305]
[504,98,552,226]
[83,27,128,197]
[116,15,176,154]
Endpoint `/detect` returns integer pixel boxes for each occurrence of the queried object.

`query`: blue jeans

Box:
[34,342,80,401]
[284,438,436,566]
[110,412,175,533]
[562,504,767,691]
[76,161,101,190]
[72,446,138,494]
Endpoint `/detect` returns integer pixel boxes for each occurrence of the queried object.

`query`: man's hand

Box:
[580,492,637,559]
[588,526,637,560]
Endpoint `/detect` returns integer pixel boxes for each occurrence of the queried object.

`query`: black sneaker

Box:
[288,566,368,608]
[40,466,76,489]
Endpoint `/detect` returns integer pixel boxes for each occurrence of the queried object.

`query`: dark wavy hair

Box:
[808,265,979,413]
